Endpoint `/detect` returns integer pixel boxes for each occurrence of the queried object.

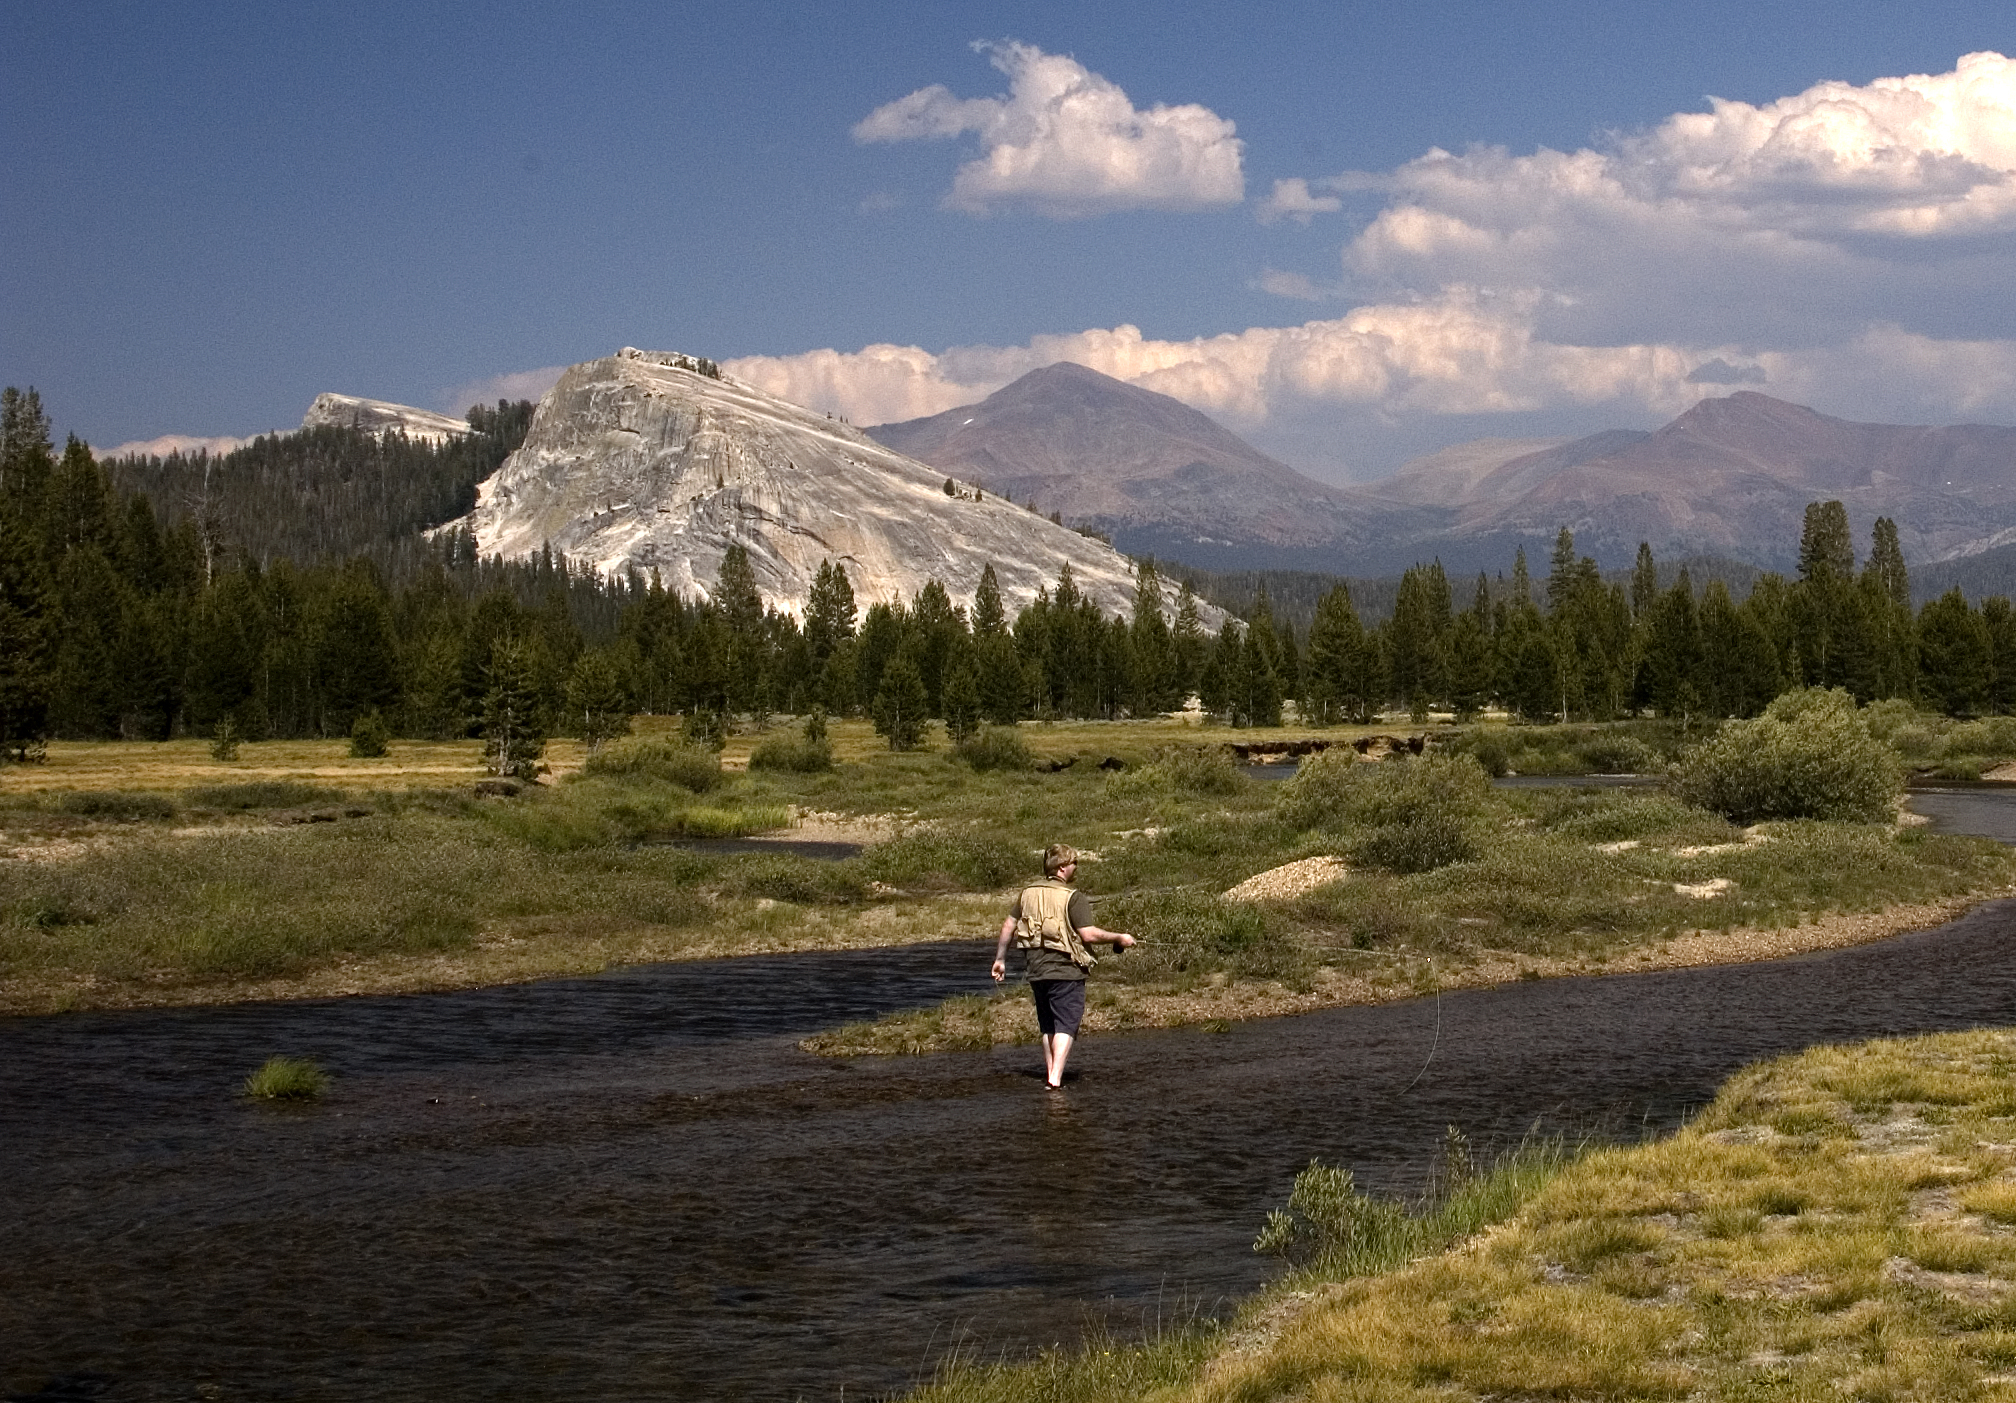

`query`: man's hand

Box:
[991,957,1006,982]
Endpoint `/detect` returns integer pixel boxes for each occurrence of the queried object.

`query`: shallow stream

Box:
[5,790,2015,1400]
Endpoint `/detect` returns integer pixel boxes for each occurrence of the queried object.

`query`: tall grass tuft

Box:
[243,1055,329,1100]
[581,737,723,792]
[1278,751,1493,873]
[55,790,178,821]
[953,727,1032,772]
[185,781,341,811]
[749,732,834,773]
[1254,1133,1579,1277]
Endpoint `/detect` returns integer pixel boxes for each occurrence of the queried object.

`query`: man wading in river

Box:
[992,843,1136,1089]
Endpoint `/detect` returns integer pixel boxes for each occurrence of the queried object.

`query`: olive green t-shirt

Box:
[1010,886,1095,983]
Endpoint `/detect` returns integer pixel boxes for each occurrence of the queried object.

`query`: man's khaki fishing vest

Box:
[1014,878,1095,969]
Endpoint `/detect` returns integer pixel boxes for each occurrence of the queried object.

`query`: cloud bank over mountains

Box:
[853,41,1244,217]
[725,51,2016,478]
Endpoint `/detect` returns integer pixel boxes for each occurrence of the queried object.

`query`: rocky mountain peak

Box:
[449,349,1221,626]
[301,393,469,443]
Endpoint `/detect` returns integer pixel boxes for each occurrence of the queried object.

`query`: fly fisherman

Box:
[991,843,1136,1089]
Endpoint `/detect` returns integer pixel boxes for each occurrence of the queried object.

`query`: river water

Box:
[6,791,2016,1401]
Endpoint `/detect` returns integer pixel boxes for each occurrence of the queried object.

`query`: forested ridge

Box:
[5,383,2016,762]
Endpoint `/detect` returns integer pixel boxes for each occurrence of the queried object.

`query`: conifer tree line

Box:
[7,379,2016,758]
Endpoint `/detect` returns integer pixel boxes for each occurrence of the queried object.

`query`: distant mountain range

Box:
[870,368,2016,576]
[867,362,1427,571]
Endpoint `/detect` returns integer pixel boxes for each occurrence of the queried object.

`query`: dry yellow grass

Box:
[909,1028,2016,1403]
[0,736,593,793]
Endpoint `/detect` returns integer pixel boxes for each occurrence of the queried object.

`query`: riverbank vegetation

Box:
[903,1027,2016,1403]
[5,692,2015,1015]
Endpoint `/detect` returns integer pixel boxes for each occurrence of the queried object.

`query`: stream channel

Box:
[5,785,2016,1400]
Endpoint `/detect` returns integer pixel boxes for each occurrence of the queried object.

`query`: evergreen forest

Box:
[6,384,2016,760]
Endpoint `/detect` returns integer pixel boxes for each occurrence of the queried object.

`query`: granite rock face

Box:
[301,393,470,443]
[452,349,1220,624]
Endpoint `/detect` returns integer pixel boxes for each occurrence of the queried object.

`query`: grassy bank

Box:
[4,713,2013,1016]
[807,769,2016,1055]
[904,1027,2016,1403]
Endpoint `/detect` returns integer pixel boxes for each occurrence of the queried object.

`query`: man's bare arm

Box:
[1076,924,1136,948]
[991,917,1017,982]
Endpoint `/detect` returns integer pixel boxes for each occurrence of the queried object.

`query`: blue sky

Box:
[6,0,2016,478]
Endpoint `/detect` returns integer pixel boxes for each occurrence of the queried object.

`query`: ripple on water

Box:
[8,814,2016,1399]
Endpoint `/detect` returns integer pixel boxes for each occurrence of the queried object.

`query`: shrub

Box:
[1278,752,1493,874]
[1453,731,1513,777]
[55,790,177,821]
[1095,887,1287,978]
[720,855,868,904]
[1253,1161,1410,1269]
[582,737,723,792]
[750,734,833,773]
[954,727,1032,772]
[1576,735,1656,774]
[1671,686,1901,823]
[184,782,340,811]
[1534,790,1731,844]
[1108,744,1245,796]
[860,830,1024,891]
[348,712,390,758]
[1942,716,2016,759]
[243,1056,329,1101]
[1861,697,1932,743]
[1889,725,1938,760]
[209,717,241,761]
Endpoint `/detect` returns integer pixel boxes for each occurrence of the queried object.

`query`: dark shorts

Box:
[1030,979,1085,1037]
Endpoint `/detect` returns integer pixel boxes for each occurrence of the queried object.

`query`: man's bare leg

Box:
[1044,1032,1075,1088]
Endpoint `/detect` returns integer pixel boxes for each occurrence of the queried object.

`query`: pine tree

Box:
[0,509,51,759]
[1171,581,1206,701]
[565,649,633,751]
[1918,588,1992,716]
[1642,571,1705,722]
[1128,560,1177,713]
[1306,584,1369,724]
[871,648,929,750]
[482,636,546,778]
[971,564,1007,637]
[804,559,858,663]
[976,632,1023,725]
[1630,542,1658,620]
[942,654,981,743]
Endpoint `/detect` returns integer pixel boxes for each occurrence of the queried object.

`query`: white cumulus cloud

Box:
[853,41,1244,217]
[1322,51,2016,346]
[437,365,568,415]
[1255,177,1342,224]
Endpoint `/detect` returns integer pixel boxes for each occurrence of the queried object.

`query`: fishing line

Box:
[1397,956,1443,1096]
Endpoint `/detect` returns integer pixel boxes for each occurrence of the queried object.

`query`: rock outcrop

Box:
[301,393,469,443]
[451,349,1219,623]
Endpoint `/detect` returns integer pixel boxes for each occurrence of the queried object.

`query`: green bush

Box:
[860,830,1024,891]
[1278,752,1493,874]
[749,733,834,773]
[581,737,723,792]
[348,712,390,758]
[1532,789,1732,844]
[1107,744,1245,797]
[720,855,869,904]
[953,727,1032,772]
[1942,716,2016,759]
[1094,887,1289,979]
[185,781,340,811]
[1576,735,1656,774]
[1452,731,1513,777]
[1890,725,1938,760]
[1672,687,1901,823]
[56,790,178,821]
[1861,697,1933,743]
[243,1056,329,1101]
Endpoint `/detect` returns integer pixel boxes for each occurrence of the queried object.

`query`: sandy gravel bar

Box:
[1223,856,1350,903]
